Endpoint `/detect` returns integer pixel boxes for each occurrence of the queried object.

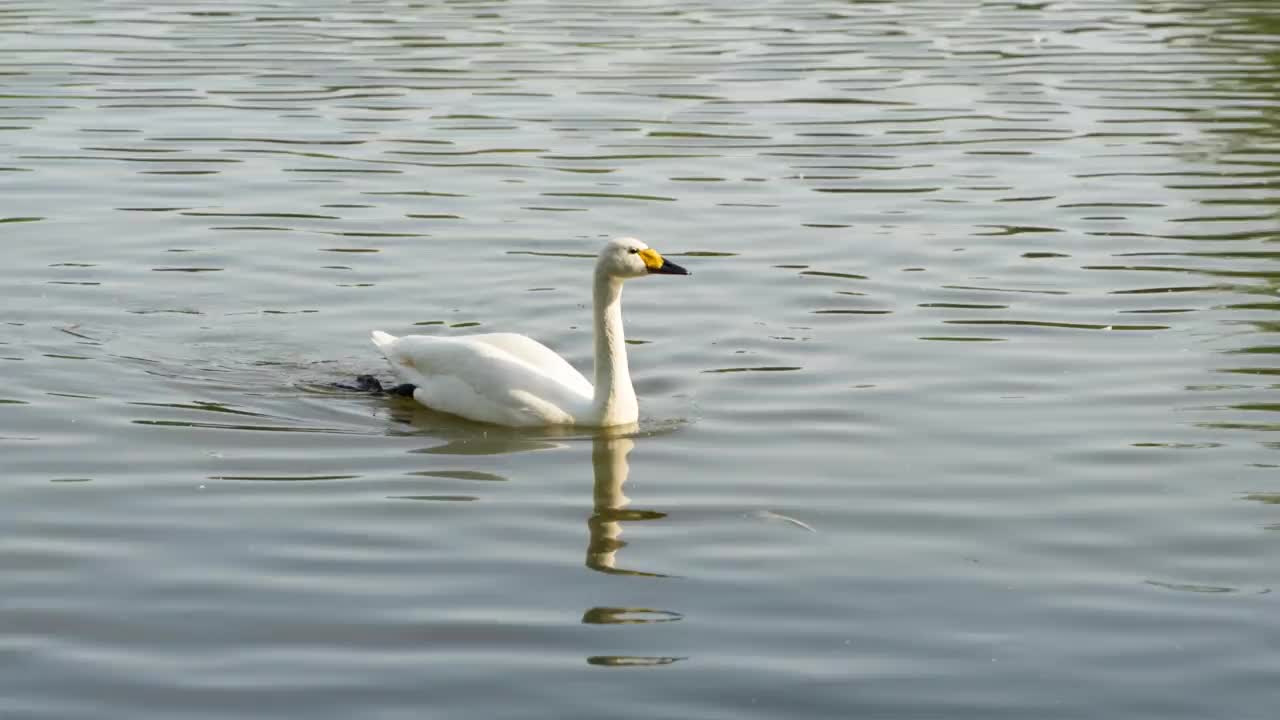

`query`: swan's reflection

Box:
[389,410,671,578]
[581,427,684,667]
[384,411,683,663]
[586,426,668,577]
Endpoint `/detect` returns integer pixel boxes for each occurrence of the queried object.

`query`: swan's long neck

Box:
[591,270,637,425]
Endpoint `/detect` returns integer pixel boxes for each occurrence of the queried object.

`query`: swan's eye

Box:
[628,248,639,254]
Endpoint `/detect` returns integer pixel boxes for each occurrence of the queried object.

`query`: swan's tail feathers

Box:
[371,330,398,349]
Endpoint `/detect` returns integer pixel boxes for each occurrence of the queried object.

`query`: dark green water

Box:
[2,1,1279,718]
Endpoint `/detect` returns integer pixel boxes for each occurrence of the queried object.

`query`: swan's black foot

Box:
[332,374,387,393]
[332,375,416,397]
[386,383,417,397]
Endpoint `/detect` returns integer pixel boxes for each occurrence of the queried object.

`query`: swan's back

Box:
[462,333,591,394]
[371,330,594,426]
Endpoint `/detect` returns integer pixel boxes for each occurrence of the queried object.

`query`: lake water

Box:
[3,1,1279,717]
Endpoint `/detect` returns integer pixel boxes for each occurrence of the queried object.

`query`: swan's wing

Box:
[465,333,592,396]
[371,331,593,426]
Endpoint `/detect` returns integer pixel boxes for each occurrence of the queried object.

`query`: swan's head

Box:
[597,237,691,280]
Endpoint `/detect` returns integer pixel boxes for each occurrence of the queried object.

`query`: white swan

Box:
[370,237,690,427]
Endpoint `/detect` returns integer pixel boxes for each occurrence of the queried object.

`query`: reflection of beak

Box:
[650,258,690,276]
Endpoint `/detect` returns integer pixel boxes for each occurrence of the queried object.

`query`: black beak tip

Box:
[655,259,691,276]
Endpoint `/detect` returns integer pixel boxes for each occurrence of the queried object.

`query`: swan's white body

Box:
[371,238,689,427]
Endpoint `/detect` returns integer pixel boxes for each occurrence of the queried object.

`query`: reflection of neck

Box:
[587,434,632,571]
[585,431,669,577]
[591,271,636,426]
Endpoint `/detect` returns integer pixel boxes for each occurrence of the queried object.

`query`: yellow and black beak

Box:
[638,248,691,276]
[652,258,690,275]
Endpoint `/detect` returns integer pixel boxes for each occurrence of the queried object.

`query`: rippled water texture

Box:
[3,1,1279,718]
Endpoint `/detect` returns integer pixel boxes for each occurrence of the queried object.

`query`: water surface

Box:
[3,1,1280,718]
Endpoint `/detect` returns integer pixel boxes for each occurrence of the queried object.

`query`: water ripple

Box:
[5,1,1280,718]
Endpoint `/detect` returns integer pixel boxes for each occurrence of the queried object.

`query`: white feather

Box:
[372,331,591,426]
[370,238,689,427]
